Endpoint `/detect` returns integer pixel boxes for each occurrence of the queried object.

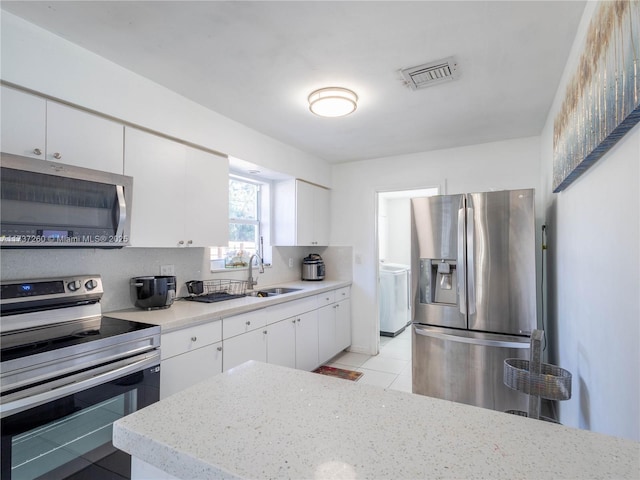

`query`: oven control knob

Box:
[67,280,82,291]
[85,279,98,290]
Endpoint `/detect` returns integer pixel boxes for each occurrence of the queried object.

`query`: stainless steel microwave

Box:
[1,153,133,248]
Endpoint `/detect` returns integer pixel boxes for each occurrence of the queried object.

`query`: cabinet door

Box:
[317,304,337,363]
[1,86,46,158]
[223,328,267,371]
[335,298,352,352]
[267,318,296,368]
[312,185,330,246]
[160,342,223,399]
[295,310,319,371]
[47,102,124,174]
[124,128,186,247]
[295,180,316,246]
[183,146,228,247]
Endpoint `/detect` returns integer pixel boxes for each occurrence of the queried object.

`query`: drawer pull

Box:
[217,346,222,352]
[191,336,197,342]
[246,321,251,326]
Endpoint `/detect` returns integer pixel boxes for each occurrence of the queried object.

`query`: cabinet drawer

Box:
[223,308,269,339]
[316,290,336,307]
[335,286,351,300]
[266,296,317,324]
[161,320,222,360]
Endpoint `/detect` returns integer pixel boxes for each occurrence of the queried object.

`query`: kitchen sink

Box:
[263,287,301,294]
[245,287,302,297]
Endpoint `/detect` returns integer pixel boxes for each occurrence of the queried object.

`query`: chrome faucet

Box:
[247,253,264,290]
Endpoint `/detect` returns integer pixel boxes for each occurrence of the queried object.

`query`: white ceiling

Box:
[1,1,586,164]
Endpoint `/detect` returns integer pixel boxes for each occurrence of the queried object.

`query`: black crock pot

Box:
[130,275,176,310]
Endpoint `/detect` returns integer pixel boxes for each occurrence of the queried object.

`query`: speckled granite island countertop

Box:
[113,361,639,479]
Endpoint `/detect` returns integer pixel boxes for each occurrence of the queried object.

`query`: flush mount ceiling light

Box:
[308,87,358,117]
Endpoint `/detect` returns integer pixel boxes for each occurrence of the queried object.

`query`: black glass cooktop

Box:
[1,316,157,364]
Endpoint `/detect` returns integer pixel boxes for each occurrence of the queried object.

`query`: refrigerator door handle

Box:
[466,206,476,315]
[457,207,467,315]
[413,326,529,349]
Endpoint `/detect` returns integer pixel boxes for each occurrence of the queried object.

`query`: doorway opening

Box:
[375,187,439,357]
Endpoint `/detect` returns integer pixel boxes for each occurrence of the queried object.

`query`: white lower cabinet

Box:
[223,328,267,370]
[222,310,269,371]
[161,343,222,399]
[318,287,352,362]
[160,287,351,396]
[294,310,319,371]
[267,318,296,368]
[160,320,222,399]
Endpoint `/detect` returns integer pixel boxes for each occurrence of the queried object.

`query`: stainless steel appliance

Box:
[379,263,411,336]
[0,153,133,248]
[411,189,536,412]
[131,275,176,310]
[1,275,160,479]
[302,254,325,281]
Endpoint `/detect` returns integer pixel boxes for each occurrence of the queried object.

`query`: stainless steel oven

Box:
[1,275,160,479]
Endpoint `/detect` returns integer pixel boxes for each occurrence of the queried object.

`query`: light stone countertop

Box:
[107,280,350,332]
[113,361,640,480]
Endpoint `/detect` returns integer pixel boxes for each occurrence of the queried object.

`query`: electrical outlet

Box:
[288,258,294,268]
[160,264,175,276]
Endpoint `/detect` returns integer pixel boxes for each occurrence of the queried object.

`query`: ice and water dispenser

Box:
[419,259,458,306]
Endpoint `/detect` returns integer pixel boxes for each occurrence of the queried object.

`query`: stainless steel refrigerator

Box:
[411,189,536,412]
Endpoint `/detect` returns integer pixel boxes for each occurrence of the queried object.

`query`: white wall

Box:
[331,136,542,354]
[540,2,639,441]
[381,198,412,266]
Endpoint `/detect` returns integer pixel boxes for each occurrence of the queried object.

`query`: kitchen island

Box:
[113,361,639,479]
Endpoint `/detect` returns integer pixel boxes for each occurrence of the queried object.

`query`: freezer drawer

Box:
[412,324,530,412]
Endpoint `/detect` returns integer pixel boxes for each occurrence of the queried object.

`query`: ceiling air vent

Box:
[400,57,459,90]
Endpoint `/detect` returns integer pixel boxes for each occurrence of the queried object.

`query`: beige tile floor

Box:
[326,326,412,392]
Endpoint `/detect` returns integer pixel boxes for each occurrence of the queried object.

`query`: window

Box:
[210,175,264,270]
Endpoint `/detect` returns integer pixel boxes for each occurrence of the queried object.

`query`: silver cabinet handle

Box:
[53,152,62,159]
[33,148,42,155]
[178,240,185,246]
[187,240,193,246]
[296,318,301,323]
[291,319,296,324]
[217,346,222,352]
[191,336,197,342]
[246,321,251,325]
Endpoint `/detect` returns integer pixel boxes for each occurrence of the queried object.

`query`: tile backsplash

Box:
[0,246,352,312]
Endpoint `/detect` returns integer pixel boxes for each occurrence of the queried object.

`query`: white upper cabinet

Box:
[124,127,228,248]
[46,102,124,174]
[273,179,330,246]
[1,86,124,174]
[1,86,46,158]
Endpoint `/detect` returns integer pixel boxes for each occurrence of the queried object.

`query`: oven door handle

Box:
[1,351,159,419]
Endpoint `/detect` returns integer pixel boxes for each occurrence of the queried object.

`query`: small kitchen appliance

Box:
[0,275,160,479]
[302,254,325,281]
[131,275,176,309]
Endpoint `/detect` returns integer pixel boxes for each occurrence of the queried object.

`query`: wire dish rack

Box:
[185,279,249,303]
[503,329,572,422]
